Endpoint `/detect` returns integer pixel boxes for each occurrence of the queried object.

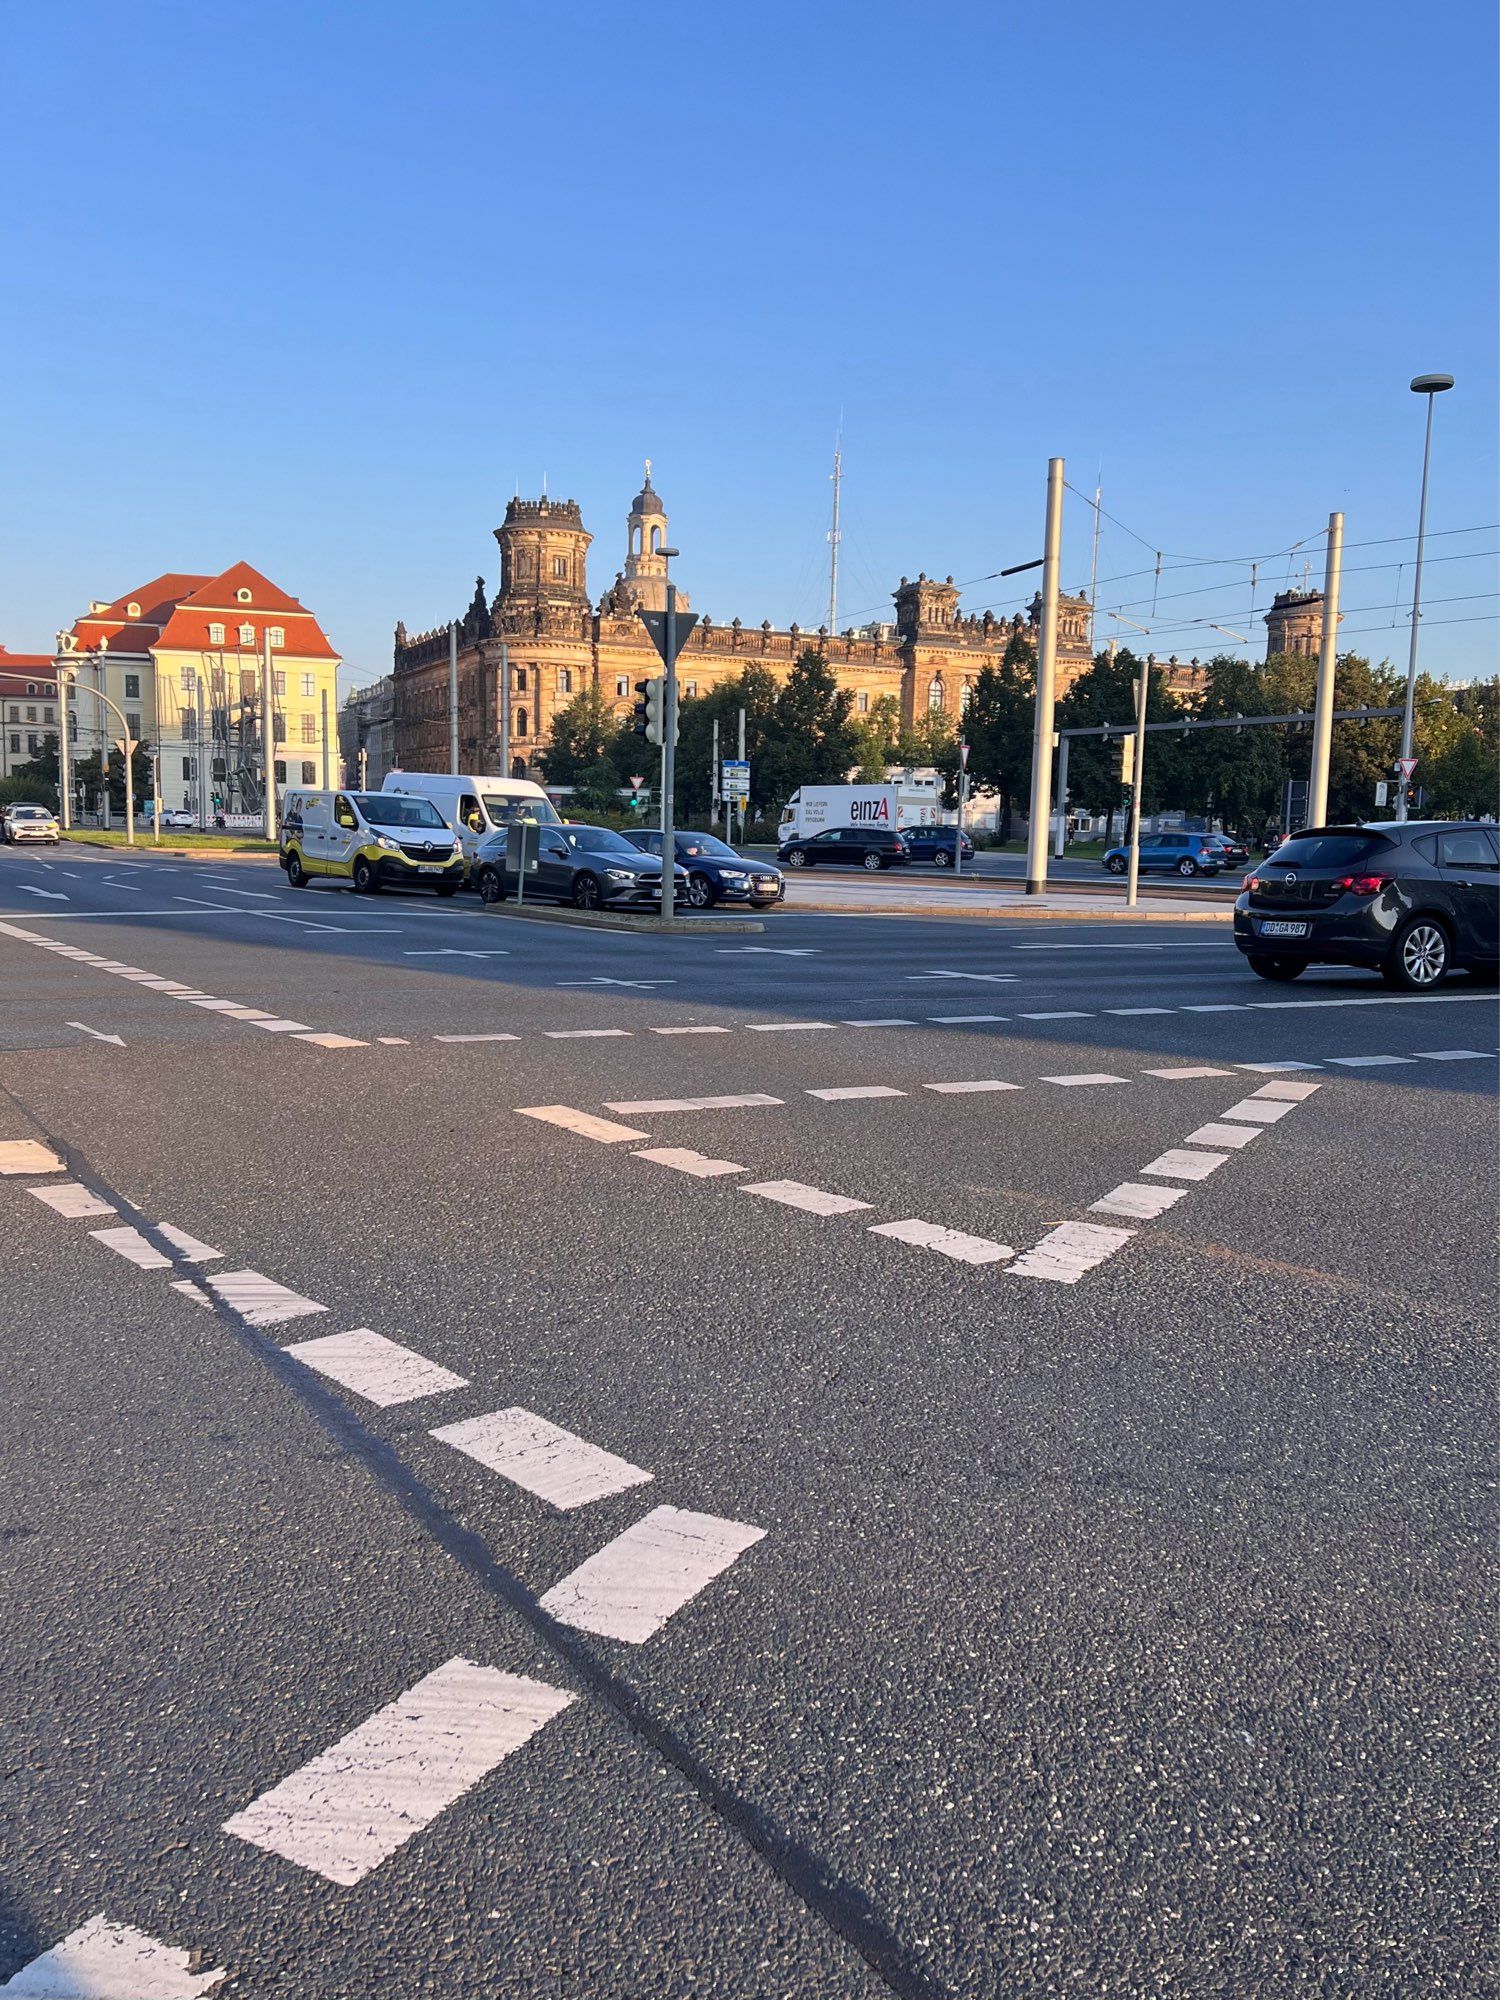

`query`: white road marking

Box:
[169,1280,213,1308]
[649,1024,731,1036]
[868,1218,1012,1264]
[717,945,819,955]
[0,1915,224,1996]
[842,1017,916,1027]
[251,1018,313,1032]
[1252,1079,1322,1101]
[1182,1003,1248,1012]
[1414,1047,1493,1060]
[1089,1182,1188,1220]
[926,1013,1009,1023]
[157,1223,222,1262]
[1219,1097,1297,1124]
[1022,1011,1093,1021]
[1236,1060,1321,1072]
[746,1020,834,1032]
[1010,1218,1136,1283]
[557,976,676,990]
[544,1028,633,1039]
[434,1033,521,1043]
[1138,1147,1230,1180]
[516,1105,650,1143]
[378,1036,411,1045]
[201,1269,328,1326]
[632,1147,746,1178]
[741,1179,872,1216]
[293,1033,370,1048]
[605,1093,782,1113]
[430,1407,652,1510]
[223,1657,573,1885]
[1183,1121,1260,1150]
[1143,1066,1233,1078]
[285,1328,468,1406]
[539,1504,765,1643]
[0,1141,63,1176]
[806,1085,907,1101]
[908,970,1018,983]
[405,947,511,958]
[1328,1053,1416,1067]
[90,1226,171,1270]
[28,1182,117,1219]
[1041,1072,1129,1086]
[1106,1006,1173,1016]
[923,1079,1022,1094]
[189,998,251,1012]
[65,1021,125,1046]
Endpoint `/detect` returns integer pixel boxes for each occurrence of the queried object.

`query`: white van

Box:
[381,771,560,875]
[279,789,463,895]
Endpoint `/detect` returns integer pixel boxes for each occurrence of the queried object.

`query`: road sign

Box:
[1395,756,1418,778]
[629,775,644,790]
[721,758,750,800]
[638,608,700,667]
[1374,781,1390,807]
[958,741,970,770]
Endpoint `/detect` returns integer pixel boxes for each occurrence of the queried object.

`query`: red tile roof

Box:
[63,563,338,662]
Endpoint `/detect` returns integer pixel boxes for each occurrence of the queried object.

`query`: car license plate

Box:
[1259,919,1307,938]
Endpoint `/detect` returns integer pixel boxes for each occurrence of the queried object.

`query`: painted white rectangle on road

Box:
[434,1033,521,1043]
[842,1017,915,1027]
[632,1147,745,1178]
[1235,1060,1321,1073]
[1143,1066,1233,1079]
[1328,1054,1416,1067]
[1252,1079,1322,1100]
[1219,1097,1297,1124]
[1041,1072,1129,1087]
[1089,1182,1188,1221]
[157,1223,222,1262]
[649,1025,732,1035]
[1107,1007,1173,1016]
[1139,1147,1230,1181]
[431,1406,651,1510]
[252,1018,313,1033]
[203,1269,328,1326]
[293,1033,369,1049]
[0,1915,224,1997]
[223,1657,573,1885]
[1184,1121,1260,1150]
[544,1028,633,1039]
[1021,1011,1093,1021]
[516,1105,650,1144]
[741,1180,872,1216]
[868,1218,1012,1265]
[1414,1048,1493,1061]
[806,1086,907,1101]
[188,998,246,1013]
[923,1079,1022,1095]
[539,1503,765,1642]
[28,1181,116,1219]
[286,1328,468,1407]
[746,1021,834,1033]
[0,1141,63,1176]
[90,1225,171,1270]
[927,1013,1009,1023]
[605,1093,782,1113]
[1010,1219,1136,1283]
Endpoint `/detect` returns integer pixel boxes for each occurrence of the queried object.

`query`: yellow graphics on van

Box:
[279,791,463,896]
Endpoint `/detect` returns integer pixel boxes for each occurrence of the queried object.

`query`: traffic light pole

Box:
[661,580,679,922]
[1124,663,1149,911]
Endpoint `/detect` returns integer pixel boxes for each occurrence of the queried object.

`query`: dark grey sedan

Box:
[474,822,687,909]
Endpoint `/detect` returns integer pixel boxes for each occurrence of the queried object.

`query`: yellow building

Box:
[58,563,341,816]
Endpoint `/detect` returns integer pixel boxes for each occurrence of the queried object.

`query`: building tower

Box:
[620,462,689,613]
[494,495,592,614]
[1264,588,1328,660]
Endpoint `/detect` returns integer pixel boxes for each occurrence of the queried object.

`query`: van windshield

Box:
[482,793,560,826]
[353,795,447,829]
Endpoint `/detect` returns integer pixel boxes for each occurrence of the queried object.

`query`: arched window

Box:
[516,708,528,738]
[630,525,640,556]
[927,675,945,712]
[960,680,975,713]
[650,525,661,554]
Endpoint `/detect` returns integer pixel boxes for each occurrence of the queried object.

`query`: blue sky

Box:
[4,0,1496,688]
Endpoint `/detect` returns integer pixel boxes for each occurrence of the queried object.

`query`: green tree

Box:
[1058,648,1181,827]
[756,649,857,810]
[69,742,153,816]
[540,688,624,789]
[1426,676,1499,817]
[961,630,1035,840]
[849,693,901,782]
[1170,655,1283,833]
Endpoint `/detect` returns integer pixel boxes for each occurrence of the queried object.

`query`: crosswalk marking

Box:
[648,1025,732,1035]
[0,1141,62,1176]
[1143,1066,1233,1079]
[1010,1219,1136,1283]
[1414,1047,1492,1061]
[842,1017,916,1027]
[1218,1097,1297,1124]
[1041,1072,1129,1087]
[516,1105,650,1143]
[604,1093,781,1113]
[1021,1010,1093,1021]
[223,1658,574,1885]
[431,1406,652,1510]
[545,1027,632,1039]
[868,1218,1012,1264]
[285,1328,468,1406]
[1251,1079,1322,1101]
[200,1269,328,1326]
[90,1225,173,1270]
[922,1079,1022,1094]
[741,1179,872,1216]
[1183,1121,1261,1150]
[1138,1146,1230,1181]
[0,1915,224,1996]
[806,1085,907,1101]
[1328,1053,1416,1067]
[926,1013,1008,1023]
[27,1181,116,1219]
[746,1021,834,1033]
[631,1147,746,1178]
[539,1504,765,1643]
[251,1018,313,1033]
[434,1032,521,1043]
[1089,1181,1188,1220]
[293,1032,370,1049]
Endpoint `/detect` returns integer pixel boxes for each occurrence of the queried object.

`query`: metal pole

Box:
[448,622,459,775]
[955,748,967,877]
[55,655,72,830]
[1398,393,1440,822]
[712,714,720,836]
[737,705,746,843]
[321,686,332,790]
[1053,736,1069,858]
[661,580,678,921]
[1124,661,1150,910]
[358,745,369,789]
[1024,456,1065,894]
[261,629,277,843]
[1306,511,1344,828]
[498,642,511,776]
[151,750,160,843]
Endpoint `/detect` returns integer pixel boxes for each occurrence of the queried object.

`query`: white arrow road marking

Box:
[17,885,68,899]
[556,976,676,988]
[66,1021,125,1046]
[404,947,511,958]
[906,969,1018,982]
[717,946,820,955]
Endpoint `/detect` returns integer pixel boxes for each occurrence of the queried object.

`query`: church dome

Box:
[631,480,663,516]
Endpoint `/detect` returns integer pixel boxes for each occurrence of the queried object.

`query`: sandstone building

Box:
[1264,588,1339,660]
[392,472,1107,780]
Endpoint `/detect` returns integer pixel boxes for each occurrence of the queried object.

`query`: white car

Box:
[158,807,197,830]
[2,803,60,844]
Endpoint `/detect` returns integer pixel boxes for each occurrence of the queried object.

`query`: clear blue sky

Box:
[5,0,1496,688]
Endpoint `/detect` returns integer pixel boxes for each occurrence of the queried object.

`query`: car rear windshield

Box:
[482,794,561,826]
[353,795,447,829]
[1268,833,1391,868]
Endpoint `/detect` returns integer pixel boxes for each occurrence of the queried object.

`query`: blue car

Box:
[900,826,975,868]
[1103,831,1226,877]
[626,830,785,908]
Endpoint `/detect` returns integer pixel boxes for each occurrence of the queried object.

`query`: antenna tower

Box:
[826,434,843,639]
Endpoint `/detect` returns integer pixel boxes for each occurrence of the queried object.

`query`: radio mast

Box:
[826,433,843,642]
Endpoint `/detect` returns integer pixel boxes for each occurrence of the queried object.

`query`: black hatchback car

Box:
[778,825,911,871]
[626,830,784,909]
[1233,821,1500,990]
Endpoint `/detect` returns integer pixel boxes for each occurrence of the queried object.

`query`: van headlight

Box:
[376,834,402,852]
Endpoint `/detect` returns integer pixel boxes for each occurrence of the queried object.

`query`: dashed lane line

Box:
[867,1218,1012,1265]
[1138,1146,1231,1181]
[1328,1053,1417,1067]
[544,1027,633,1039]
[516,1105,651,1143]
[1040,1071,1130,1086]
[28,1180,116,1218]
[0,1139,63,1175]
[604,1093,783,1113]
[745,1020,835,1033]
[806,1085,907,1101]
[538,1505,765,1645]
[1183,1120,1261,1150]
[431,1407,653,1512]
[0,1915,224,1997]
[284,1328,469,1408]
[190,1269,328,1327]
[631,1146,746,1178]
[741,1179,873,1217]
[1009,1219,1137,1284]
[922,1079,1022,1094]
[223,1658,575,1886]
[1089,1181,1189,1220]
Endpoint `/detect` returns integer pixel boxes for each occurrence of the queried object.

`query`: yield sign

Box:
[1395,757,1418,777]
[637,608,699,667]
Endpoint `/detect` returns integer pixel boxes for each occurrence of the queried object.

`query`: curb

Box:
[61,838,276,862]
[481,903,765,936]
[785,897,1232,923]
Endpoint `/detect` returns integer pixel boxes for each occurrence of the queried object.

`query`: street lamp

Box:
[1397,371,1455,822]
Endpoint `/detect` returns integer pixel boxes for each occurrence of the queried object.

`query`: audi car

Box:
[1233,821,1500,990]
[626,830,783,908]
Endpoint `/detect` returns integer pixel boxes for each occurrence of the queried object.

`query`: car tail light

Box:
[1334,873,1392,897]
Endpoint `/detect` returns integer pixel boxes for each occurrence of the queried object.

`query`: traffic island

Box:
[481,903,765,935]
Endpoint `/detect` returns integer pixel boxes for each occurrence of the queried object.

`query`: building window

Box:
[68,718,77,742]
[856,690,869,714]
[960,680,975,713]
[208,622,225,645]
[180,665,195,689]
[558,668,572,695]
[300,672,314,699]
[237,587,253,604]
[124,674,140,699]
[27,733,39,753]
[274,670,286,696]
[7,734,17,754]
[182,710,195,739]
[552,557,568,580]
[615,677,629,698]
[25,682,36,695]
[274,759,286,783]
[239,623,255,646]
[273,713,286,744]
[268,627,285,649]
[301,714,316,744]
[240,670,256,701]
[515,667,527,691]
[25,706,36,722]
[126,712,141,740]
[515,708,528,737]
[6,705,16,721]
[682,682,696,698]
[927,676,945,711]
[301,760,317,784]
[43,706,54,723]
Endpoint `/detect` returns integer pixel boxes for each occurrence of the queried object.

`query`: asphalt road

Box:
[1,840,1494,1999]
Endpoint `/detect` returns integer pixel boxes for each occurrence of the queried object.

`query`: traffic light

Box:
[1119,735,1136,787]
[634,676,670,746]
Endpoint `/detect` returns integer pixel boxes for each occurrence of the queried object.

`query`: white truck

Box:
[777,782,942,844]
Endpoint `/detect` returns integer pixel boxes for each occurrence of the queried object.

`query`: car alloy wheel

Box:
[786,849,807,868]
[1389,918,1448,990]
[573,873,602,911]
[1106,855,1126,875]
[687,871,715,908]
[353,857,378,893]
[933,849,951,867]
[862,850,883,871]
[478,866,504,905]
[1177,856,1198,876]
